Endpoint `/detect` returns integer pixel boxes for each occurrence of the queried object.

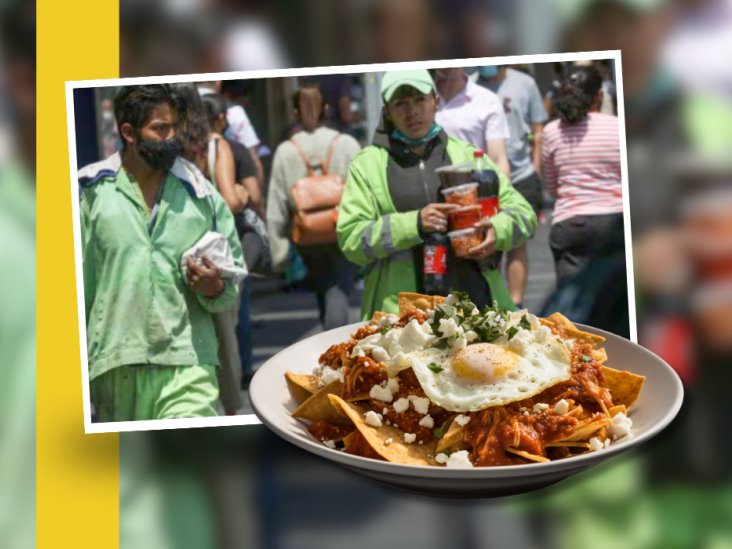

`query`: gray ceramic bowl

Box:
[250,322,683,497]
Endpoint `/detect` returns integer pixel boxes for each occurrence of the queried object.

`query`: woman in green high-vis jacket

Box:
[336,69,537,319]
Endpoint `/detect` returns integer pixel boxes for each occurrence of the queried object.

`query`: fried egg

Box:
[408,332,571,412]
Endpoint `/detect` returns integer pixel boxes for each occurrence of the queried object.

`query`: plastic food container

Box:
[448,226,483,257]
[436,163,474,189]
[441,183,479,206]
[449,205,482,231]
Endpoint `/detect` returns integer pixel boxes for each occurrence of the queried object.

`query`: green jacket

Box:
[78,153,244,380]
[337,136,536,319]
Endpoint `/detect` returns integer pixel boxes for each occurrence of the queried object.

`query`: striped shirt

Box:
[542,112,623,224]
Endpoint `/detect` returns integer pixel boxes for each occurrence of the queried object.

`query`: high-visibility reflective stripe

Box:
[382,214,396,255]
[362,221,377,261]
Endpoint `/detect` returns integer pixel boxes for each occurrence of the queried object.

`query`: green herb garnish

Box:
[580,354,592,363]
[433,421,448,439]
[507,326,519,340]
[428,363,444,373]
[519,314,531,331]
[381,325,392,335]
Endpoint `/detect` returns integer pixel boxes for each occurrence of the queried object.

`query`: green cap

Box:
[380,69,435,103]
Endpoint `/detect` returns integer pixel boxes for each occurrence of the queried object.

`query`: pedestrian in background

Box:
[337,69,535,318]
[478,65,549,308]
[542,65,625,287]
[267,85,361,329]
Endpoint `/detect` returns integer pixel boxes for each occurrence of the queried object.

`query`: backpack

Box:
[289,134,344,246]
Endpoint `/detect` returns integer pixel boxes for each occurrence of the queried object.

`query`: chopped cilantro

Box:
[519,314,531,331]
[507,326,519,340]
[428,363,444,373]
[433,421,448,439]
[380,325,391,335]
[580,354,592,363]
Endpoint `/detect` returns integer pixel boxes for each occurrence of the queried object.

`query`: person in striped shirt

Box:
[542,64,625,287]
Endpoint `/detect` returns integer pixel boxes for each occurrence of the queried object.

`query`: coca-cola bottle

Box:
[422,231,449,295]
[473,150,500,217]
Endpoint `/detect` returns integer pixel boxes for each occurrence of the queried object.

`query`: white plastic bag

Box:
[181,230,248,285]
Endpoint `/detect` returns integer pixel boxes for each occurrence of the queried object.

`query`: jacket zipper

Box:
[419,159,429,204]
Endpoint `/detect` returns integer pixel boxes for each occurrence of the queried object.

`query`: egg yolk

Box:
[452,343,520,383]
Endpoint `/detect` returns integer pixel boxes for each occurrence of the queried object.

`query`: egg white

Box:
[408,336,571,412]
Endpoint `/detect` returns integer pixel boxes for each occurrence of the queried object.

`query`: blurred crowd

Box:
[19,0,732,548]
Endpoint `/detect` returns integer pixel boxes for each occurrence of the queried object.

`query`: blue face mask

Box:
[478,65,500,79]
[390,122,442,147]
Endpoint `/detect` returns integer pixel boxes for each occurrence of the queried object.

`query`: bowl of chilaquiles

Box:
[252,292,682,495]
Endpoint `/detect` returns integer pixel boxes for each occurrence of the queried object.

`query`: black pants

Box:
[297,244,357,330]
[549,213,625,288]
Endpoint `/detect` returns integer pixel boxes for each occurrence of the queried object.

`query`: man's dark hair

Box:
[113,84,179,144]
[201,93,228,121]
[554,65,603,124]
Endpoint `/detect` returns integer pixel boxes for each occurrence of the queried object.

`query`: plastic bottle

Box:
[422,231,449,295]
[473,150,500,217]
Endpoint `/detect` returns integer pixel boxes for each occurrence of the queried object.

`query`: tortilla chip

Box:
[591,348,608,364]
[293,381,351,425]
[397,292,445,316]
[542,312,606,347]
[562,418,610,442]
[608,404,627,417]
[285,372,321,404]
[328,394,439,466]
[602,366,646,408]
[370,311,388,324]
[506,447,550,463]
[435,417,467,454]
[546,441,592,449]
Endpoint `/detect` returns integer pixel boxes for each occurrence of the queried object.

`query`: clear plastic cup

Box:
[441,182,479,206]
[436,163,474,189]
[449,205,482,231]
[448,226,484,257]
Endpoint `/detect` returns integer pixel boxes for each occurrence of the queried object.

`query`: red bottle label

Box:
[424,245,447,275]
[479,197,499,217]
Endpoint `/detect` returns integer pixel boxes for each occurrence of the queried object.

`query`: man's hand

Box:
[465,218,497,260]
[420,203,458,233]
[187,256,225,298]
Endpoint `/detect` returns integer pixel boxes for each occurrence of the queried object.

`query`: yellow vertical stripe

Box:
[37,1,119,547]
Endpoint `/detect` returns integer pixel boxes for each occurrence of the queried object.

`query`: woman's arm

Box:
[214,139,246,214]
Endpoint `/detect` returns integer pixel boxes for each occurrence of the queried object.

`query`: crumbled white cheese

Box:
[412,396,431,415]
[435,452,449,464]
[507,329,532,355]
[420,321,433,335]
[533,403,549,412]
[446,450,474,468]
[369,384,393,402]
[386,377,400,393]
[364,411,383,428]
[404,433,416,443]
[451,335,467,350]
[454,414,470,426]
[418,414,434,428]
[519,407,528,413]
[465,330,479,342]
[609,412,633,440]
[312,366,323,377]
[382,407,388,415]
[356,349,366,357]
[371,345,390,363]
[400,318,436,351]
[445,294,459,306]
[378,314,399,327]
[534,325,552,343]
[470,307,479,316]
[393,397,410,413]
[589,437,604,451]
[321,366,344,385]
[439,317,460,338]
[384,437,393,446]
[323,439,336,449]
[553,399,570,415]
[528,313,541,330]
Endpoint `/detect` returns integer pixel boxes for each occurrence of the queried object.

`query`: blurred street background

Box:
[18,0,732,548]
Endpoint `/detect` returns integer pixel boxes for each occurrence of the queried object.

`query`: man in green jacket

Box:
[78,84,244,422]
[336,69,536,319]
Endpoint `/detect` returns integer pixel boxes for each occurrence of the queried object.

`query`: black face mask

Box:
[136,135,182,172]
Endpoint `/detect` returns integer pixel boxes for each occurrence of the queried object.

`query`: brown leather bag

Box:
[289,135,344,246]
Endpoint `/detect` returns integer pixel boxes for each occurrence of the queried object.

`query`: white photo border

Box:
[67,50,635,434]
